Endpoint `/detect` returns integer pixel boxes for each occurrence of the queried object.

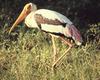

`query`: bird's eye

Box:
[27,4,31,10]
[25,4,32,14]
[27,4,31,9]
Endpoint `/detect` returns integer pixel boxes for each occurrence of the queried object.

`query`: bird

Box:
[9,3,83,68]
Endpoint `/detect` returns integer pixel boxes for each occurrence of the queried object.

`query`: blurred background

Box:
[0,0,100,42]
[1,0,100,25]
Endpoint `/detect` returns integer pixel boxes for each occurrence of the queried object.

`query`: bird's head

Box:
[9,3,37,34]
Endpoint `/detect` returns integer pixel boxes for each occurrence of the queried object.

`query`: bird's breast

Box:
[25,12,38,28]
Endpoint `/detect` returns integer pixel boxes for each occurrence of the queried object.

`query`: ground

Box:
[0,24,100,80]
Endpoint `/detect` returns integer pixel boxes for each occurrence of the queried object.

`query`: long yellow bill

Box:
[9,9,27,34]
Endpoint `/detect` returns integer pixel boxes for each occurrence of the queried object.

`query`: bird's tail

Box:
[64,24,83,45]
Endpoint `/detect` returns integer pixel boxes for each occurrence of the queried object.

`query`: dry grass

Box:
[0,26,100,80]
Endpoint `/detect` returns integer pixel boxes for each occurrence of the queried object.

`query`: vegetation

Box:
[0,24,99,80]
[0,0,100,80]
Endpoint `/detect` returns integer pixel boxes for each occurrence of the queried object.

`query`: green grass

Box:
[0,26,100,80]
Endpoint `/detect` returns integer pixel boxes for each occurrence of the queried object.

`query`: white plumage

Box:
[35,9,73,24]
[9,3,83,68]
[25,8,82,45]
[25,12,38,28]
[25,9,72,35]
[41,24,64,33]
[25,9,73,28]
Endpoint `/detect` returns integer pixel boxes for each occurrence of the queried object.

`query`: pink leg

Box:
[52,36,72,67]
[51,35,57,63]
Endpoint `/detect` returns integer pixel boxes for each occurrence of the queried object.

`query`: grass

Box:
[0,25,100,80]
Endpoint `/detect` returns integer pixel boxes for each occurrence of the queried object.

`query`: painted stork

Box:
[9,3,83,67]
